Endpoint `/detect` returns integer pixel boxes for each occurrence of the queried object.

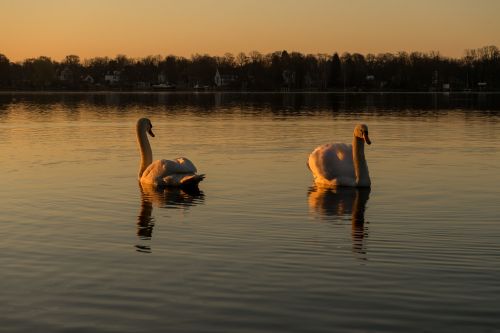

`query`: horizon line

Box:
[3,45,499,63]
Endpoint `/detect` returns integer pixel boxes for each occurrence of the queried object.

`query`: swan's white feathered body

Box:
[140,157,201,187]
[308,124,371,188]
[136,118,204,187]
[309,143,357,187]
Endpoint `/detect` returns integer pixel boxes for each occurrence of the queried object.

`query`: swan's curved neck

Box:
[137,126,153,178]
[352,136,371,187]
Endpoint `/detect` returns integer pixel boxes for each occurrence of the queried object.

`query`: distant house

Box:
[304,72,314,89]
[83,75,94,84]
[158,72,167,84]
[214,69,238,88]
[136,81,150,89]
[282,70,295,87]
[58,67,73,81]
[104,71,120,84]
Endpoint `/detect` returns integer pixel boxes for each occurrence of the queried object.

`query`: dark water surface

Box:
[1,92,499,332]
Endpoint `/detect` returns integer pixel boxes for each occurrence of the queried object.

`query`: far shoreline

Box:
[1,90,499,94]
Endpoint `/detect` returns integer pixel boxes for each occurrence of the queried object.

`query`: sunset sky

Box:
[1,0,499,62]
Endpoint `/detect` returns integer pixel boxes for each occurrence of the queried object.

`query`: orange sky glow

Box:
[1,0,499,62]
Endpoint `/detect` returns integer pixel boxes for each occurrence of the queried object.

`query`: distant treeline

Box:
[0,45,499,91]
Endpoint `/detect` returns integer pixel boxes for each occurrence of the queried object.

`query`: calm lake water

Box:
[0,92,499,332]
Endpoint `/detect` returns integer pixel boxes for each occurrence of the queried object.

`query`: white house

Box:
[104,71,120,84]
[158,72,167,84]
[214,69,238,88]
[83,75,94,84]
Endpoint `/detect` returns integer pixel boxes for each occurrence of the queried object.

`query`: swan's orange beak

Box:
[364,133,371,145]
[148,128,155,137]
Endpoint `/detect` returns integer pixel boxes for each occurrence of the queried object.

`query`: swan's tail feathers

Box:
[180,174,205,188]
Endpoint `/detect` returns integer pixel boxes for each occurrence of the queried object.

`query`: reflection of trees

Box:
[1,92,499,116]
[308,186,370,258]
[136,184,205,253]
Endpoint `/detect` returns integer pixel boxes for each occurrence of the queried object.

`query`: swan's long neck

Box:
[352,136,371,187]
[137,125,153,178]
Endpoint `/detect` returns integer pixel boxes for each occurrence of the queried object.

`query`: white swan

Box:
[308,124,371,187]
[136,118,205,187]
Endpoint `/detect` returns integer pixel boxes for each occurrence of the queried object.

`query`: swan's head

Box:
[137,118,155,137]
[354,124,371,145]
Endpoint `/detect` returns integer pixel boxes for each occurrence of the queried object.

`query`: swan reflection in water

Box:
[308,186,371,258]
[136,183,205,253]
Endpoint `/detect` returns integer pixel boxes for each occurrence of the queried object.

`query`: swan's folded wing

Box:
[149,158,197,176]
[172,157,197,174]
[308,143,354,180]
[163,173,205,187]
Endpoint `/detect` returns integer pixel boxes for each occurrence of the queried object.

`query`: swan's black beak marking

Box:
[148,128,155,137]
[364,132,371,145]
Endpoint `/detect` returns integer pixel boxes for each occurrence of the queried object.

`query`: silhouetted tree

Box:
[23,56,56,89]
[290,52,306,89]
[236,52,249,68]
[190,54,217,86]
[135,55,161,84]
[329,53,341,89]
[246,51,268,89]
[0,45,499,91]
[160,55,178,83]
[0,54,10,87]
[60,54,83,87]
